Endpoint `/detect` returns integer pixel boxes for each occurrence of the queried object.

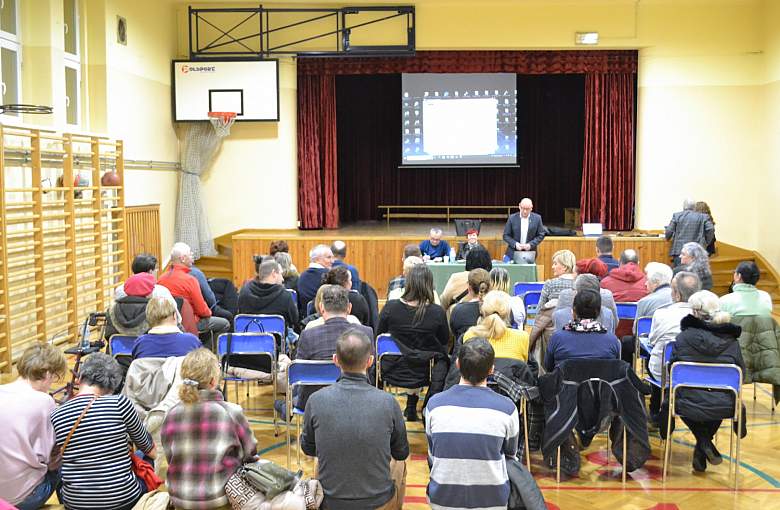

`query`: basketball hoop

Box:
[208,111,236,137]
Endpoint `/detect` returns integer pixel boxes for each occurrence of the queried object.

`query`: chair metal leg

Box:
[523,399,531,472]
[663,391,674,482]
[622,425,627,484]
[556,446,561,483]
[753,382,757,401]
[735,395,742,490]
[272,363,278,436]
[286,391,292,469]
[296,415,302,470]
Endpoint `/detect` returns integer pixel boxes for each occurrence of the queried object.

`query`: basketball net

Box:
[207,111,236,138]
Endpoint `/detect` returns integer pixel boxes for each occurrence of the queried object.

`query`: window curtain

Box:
[580,73,636,230]
[298,50,637,230]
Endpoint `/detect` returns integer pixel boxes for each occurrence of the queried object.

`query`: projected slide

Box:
[402,73,517,166]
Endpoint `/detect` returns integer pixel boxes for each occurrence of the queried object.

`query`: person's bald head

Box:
[619,249,639,266]
[519,198,533,218]
[334,329,374,373]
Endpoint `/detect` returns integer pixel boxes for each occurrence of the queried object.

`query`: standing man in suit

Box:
[503,198,546,263]
[665,198,715,266]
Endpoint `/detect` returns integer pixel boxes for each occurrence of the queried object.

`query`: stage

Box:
[231,222,671,298]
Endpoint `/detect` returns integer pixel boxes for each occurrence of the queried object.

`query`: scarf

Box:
[563,318,607,333]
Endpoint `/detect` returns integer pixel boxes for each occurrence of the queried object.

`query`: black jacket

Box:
[538,358,651,474]
[359,281,380,333]
[348,290,370,327]
[105,296,150,339]
[238,280,300,332]
[208,277,239,316]
[669,314,744,422]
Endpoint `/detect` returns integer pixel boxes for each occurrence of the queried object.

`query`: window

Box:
[63,0,80,125]
[0,0,20,114]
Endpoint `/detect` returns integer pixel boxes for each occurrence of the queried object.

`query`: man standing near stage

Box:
[503,198,546,263]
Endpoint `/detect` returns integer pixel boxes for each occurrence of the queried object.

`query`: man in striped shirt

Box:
[424,338,520,510]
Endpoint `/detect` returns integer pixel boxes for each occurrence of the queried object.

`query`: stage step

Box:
[196,254,232,281]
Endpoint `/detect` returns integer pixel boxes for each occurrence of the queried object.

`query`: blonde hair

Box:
[689,290,731,324]
[17,343,67,381]
[145,296,177,327]
[552,249,576,274]
[468,268,490,300]
[467,291,511,340]
[489,267,511,294]
[178,348,221,404]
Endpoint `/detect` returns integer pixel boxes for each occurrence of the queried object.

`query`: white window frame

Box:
[63,0,81,126]
[0,0,21,115]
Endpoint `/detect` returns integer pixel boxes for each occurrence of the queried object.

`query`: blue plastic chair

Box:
[616,302,638,321]
[306,300,315,317]
[632,316,653,373]
[109,334,136,362]
[235,314,287,354]
[375,334,402,388]
[286,288,298,306]
[286,360,341,468]
[217,332,278,429]
[522,290,542,327]
[663,362,743,488]
[513,281,544,298]
[635,316,653,338]
[645,340,675,392]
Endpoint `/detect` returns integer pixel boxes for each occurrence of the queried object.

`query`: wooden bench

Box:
[378,205,515,226]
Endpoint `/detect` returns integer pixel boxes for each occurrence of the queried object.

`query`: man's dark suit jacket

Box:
[503,211,546,257]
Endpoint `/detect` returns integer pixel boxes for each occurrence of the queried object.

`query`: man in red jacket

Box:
[600,249,648,302]
[158,245,229,349]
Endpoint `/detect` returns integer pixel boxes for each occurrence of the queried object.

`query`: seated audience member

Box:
[440,246,493,310]
[596,235,620,273]
[269,240,298,274]
[378,264,449,422]
[302,329,409,510]
[456,229,483,261]
[553,274,616,334]
[464,291,529,362]
[673,242,713,290]
[489,267,526,328]
[274,251,299,290]
[616,262,675,363]
[51,353,157,510]
[297,244,335,315]
[419,227,451,261]
[106,272,153,340]
[424,339,519,510]
[646,271,701,425]
[115,253,179,310]
[694,201,717,256]
[322,265,370,325]
[162,348,257,509]
[159,244,229,347]
[576,257,609,280]
[331,240,362,291]
[449,268,490,339]
[600,249,648,302]
[303,284,362,330]
[132,297,201,359]
[538,249,577,309]
[170,242,234,324]
[388,256,442,305]
[663,291,745,472]
[387,244,423,298]
[238,259,300,334]
[637,262,675,319]
[295,285,374,413]
[0,344,67,510]
[545,290,621,372]
[557,259,618,319]
[719,261,773,317]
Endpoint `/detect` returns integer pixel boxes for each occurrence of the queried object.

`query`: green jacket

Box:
[732,315,780,403]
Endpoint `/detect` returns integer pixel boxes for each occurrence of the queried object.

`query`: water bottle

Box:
[80,321,91,350]
[450,247,456,262]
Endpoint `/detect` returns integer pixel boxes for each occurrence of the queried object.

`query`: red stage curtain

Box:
[298,50,637,229]
[580,73,636,230]
[297,74,339,229]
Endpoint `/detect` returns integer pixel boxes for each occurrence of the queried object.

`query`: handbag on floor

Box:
[225,460,321,510]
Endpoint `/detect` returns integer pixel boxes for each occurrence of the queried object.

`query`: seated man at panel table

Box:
[419,227,452,261]
[331,240,362,291]
[503,197,546,264]
[238,259,300,335]
[297,244,335,315]
[301,329,408,510]
[455,229,484,261]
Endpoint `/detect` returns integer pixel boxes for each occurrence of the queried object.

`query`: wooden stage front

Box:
[232,222,671,297]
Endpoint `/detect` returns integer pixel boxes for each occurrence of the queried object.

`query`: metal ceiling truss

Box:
[188,5,415,59]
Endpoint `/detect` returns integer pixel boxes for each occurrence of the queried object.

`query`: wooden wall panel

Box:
[233,232,671,298]
[125,204,161,269]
